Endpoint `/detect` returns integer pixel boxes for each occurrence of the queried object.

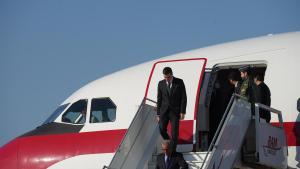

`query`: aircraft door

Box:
[145,58,207,151]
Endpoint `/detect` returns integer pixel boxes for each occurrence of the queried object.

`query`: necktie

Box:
[166,156,170,168]
[167,82,171,94]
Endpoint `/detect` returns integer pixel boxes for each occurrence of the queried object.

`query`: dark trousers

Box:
[159,109,179,152]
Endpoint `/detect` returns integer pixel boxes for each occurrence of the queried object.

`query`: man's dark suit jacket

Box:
[157,77,187,116]
[256,82,271,122]
[156,152,188,169]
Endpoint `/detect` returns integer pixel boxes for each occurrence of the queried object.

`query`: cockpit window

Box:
[90,98,116,123]
[43,103,70,124]
[62,99,88,124]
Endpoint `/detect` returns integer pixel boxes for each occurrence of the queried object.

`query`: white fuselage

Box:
[1,32,299,169]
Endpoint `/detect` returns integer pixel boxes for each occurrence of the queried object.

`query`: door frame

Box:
[144,58,207,150]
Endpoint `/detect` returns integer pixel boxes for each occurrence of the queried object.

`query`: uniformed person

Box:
[238,66,251,100]
[238,66,258,102]
[238,66,257,117]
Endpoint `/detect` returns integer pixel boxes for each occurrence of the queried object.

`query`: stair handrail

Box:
[254,103,283,127]
[199,94,248,169]
[103,97,157,169]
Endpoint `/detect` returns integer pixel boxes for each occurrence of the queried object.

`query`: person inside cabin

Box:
[155,141,188,169]
[238,65,258,117]
[228,71,242,94]
[238,66,257,102]
[238,66,250,99]
[157,67,187,153]
[254,73,271,123]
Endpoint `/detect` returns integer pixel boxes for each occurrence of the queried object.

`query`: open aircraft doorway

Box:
[145,58,207,151]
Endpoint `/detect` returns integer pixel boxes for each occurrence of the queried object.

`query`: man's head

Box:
[228,71,241,85]
[161,141,172,156]
[239,66,250,80]
[163,67,173,83]
[254,73,264,85]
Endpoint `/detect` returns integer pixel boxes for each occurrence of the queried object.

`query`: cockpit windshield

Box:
[43,103,69,124]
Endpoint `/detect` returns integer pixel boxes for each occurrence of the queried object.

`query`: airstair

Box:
[103,98,159,169]
[201,94,287,169]
[104,95,288,169]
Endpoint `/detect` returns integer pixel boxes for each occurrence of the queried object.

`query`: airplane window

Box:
[43,103,70,124]
[90,98,116,123]
[62,99,88,124]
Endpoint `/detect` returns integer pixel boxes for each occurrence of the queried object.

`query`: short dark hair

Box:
[228,71,241,81]
[254,73,265,81]
[163,67,173,75]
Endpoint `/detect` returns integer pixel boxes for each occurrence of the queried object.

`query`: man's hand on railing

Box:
[156,115,160,122]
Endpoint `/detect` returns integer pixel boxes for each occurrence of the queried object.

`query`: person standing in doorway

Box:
[238,66,256,102]
[157,67,187,153]
[238,66,258,117]
[254,73,271,122]
[238,66,251,99]
[228,71,242,94]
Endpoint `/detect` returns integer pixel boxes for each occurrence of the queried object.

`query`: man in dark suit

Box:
[254,73,271,122]
[157,67,187,152]
[156,141,188,169]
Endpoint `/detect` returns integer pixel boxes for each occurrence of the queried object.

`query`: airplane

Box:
[0,31,299,169]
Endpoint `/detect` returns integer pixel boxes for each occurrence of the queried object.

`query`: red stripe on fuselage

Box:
[0,121,194,169]
[0,129,126,169]
[1,121,299,169]
[272,121,300,146]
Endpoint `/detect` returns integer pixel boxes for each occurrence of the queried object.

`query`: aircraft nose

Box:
[0,138,19,169]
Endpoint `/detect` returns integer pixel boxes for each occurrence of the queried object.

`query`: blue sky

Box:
[0,1,299,146]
